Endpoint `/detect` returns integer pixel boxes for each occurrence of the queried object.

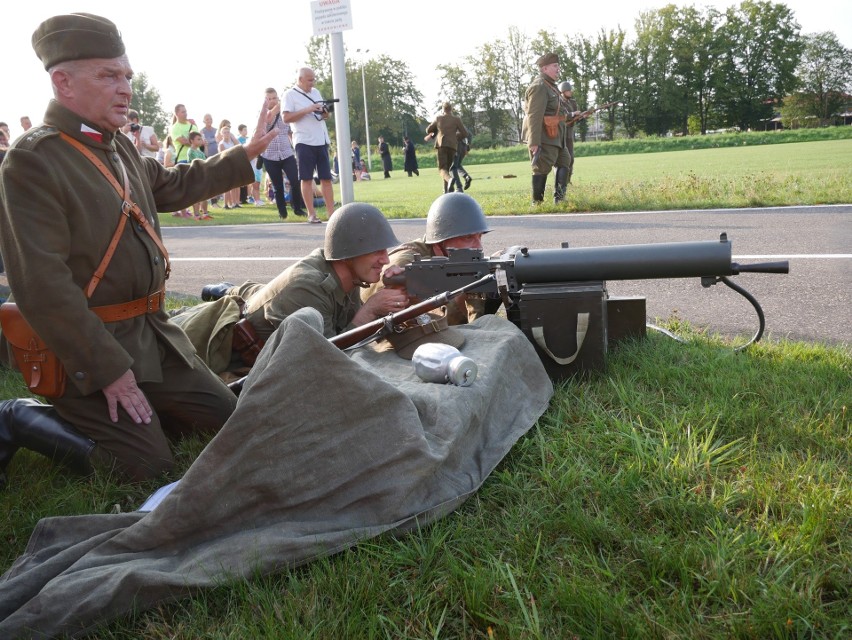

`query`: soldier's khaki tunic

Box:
[521,73,571,176]
[241,248,361,340]
[0,100,253,480]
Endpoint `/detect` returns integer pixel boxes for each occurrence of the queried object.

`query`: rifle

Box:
[382,233,789,353]
[565,101,620,127]
[227,274,495,396]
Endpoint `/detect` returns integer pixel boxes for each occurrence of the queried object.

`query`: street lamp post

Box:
[357,48,372,171]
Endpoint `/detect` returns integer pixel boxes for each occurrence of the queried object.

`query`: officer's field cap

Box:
[536,52,559,67]
[32,13,125,70]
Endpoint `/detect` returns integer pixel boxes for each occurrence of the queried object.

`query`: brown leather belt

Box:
[91,290,165,323]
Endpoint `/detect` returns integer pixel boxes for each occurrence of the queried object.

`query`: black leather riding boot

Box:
[532,174,547,203]
[201,282,235,302]
[0,398,96,488]
[554,167,569,203]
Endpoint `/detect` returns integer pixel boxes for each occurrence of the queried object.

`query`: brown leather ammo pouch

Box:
[543,114,562,138]
[0,302,67,398]
[231,318,265,366]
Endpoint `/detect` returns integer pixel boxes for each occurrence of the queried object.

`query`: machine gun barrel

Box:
[394,235,789,300]
[512,240,734,283]
[730,261,789,274]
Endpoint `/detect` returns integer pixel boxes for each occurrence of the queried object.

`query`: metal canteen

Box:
[411,343,477,387]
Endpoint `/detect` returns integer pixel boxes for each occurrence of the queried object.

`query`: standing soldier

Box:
[559,81,581,185]
[425,102,469,194]
[522,52,571,204]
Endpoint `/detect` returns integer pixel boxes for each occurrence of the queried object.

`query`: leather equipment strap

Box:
[59,132,171,299]
[90,290,165,323]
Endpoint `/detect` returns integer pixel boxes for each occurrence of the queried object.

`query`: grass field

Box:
[159,138,852,225]
[1,330,849,638]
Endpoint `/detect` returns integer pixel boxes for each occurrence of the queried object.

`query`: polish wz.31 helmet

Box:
[425,192,491,244]
[325,202,400,260]
[558,81,573,92]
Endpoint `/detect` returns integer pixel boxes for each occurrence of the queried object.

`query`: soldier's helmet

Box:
[425,193,491,244]
[558,81,573,92]
[324,202,400,260]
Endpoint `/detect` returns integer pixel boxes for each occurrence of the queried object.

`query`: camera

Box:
[130,123,141,132]
[321,99,340,114]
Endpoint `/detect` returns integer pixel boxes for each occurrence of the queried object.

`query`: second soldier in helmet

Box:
[362,192,491,325]
[202,203,408,342]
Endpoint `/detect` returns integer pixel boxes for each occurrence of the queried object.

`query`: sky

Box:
[3,1,851,139]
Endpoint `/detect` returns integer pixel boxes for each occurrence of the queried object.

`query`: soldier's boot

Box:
[201,282,234,302]
[554,167,569,203]
[0,398,97,489]
[531,174,547,204]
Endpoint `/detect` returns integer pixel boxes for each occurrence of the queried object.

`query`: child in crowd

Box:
[188,132,213,220]
[217,124,241,209]
[238,124,264,205]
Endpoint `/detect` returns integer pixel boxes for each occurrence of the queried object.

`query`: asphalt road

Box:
[1,205,843,347]
[158,204,850,347]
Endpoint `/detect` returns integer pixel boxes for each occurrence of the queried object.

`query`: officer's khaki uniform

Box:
[0,100,252,480]
[522,73,571,175]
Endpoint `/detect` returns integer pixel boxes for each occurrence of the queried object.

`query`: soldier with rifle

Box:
[558,81,581,184]
[362,192,492,325]
[522,52,571,204]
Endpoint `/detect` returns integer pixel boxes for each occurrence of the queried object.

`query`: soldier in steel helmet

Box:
[559,81,581,185]
[521,52,572,204]
[362,192,491,325]
[203,203,409,341]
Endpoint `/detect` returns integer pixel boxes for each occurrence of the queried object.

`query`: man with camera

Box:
[123,109,158,158]
[283,66,335,223]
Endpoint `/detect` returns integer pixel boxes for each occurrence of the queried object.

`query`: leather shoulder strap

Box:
[59,133,171,297]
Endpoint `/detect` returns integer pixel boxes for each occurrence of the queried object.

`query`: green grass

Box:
[2,326,850,638]
[161,138,852,225]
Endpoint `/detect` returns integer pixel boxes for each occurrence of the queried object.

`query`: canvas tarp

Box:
[0,309,554,639]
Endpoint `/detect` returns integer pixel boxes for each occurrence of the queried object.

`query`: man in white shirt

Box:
[282,67,335,223]
[123,109,159,158]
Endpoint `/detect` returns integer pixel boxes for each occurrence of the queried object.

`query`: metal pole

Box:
[330,32,354,204]
[362,62,372,171]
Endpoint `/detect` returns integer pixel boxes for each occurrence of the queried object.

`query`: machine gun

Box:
[383,233,789,378]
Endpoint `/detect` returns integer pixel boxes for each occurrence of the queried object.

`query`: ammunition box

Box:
[606,296,646,347]
[509,281,608,380]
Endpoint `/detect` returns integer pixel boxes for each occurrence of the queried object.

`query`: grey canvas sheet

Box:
[0,310,553,639]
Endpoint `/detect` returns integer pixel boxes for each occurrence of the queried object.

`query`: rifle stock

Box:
[330,273,494,350]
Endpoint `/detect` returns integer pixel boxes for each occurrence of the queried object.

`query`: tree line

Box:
[131,1,851,149]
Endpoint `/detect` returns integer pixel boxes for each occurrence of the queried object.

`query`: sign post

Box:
[311,0,355,205]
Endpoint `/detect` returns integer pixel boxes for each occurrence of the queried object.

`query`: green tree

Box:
[436,62,479,136]
[591,27,631,139]
[795,31,852,125]
[468,44,511,144]
[501,26,535,146]
[633,8,674,136]
[717,0,803,130]
[130,72,169,139]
